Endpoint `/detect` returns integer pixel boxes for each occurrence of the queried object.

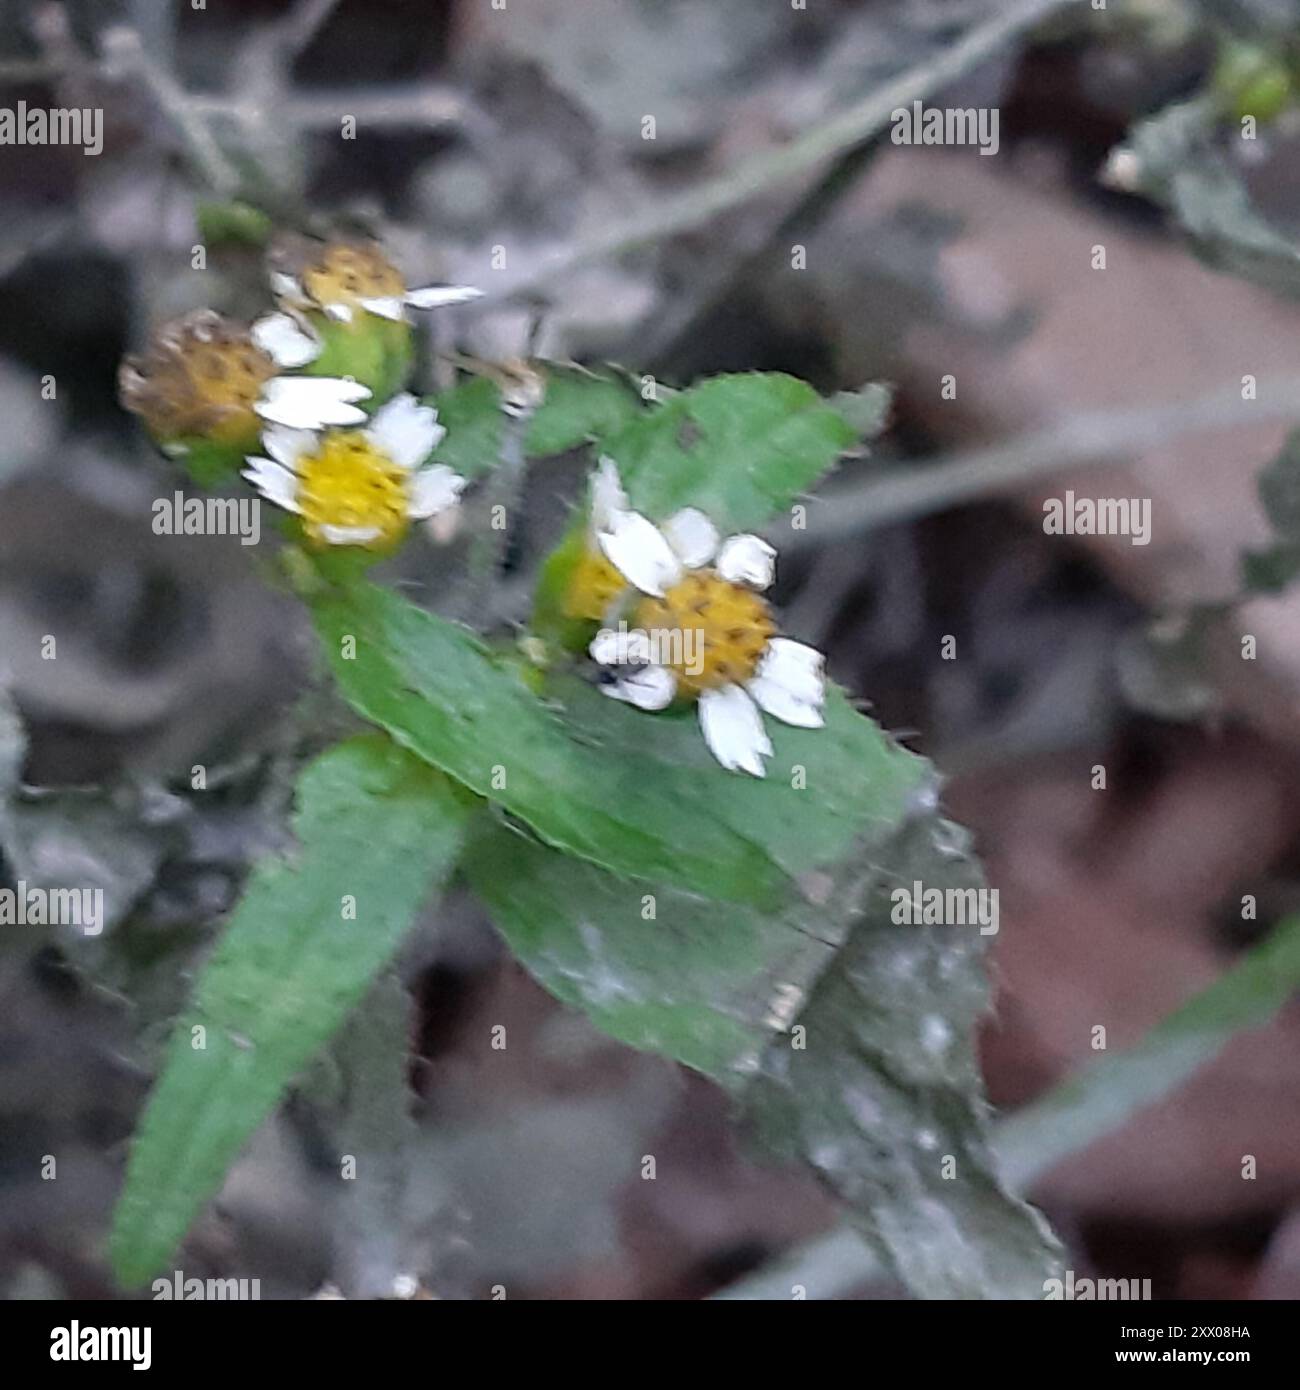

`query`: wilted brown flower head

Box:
[118,309,277,449]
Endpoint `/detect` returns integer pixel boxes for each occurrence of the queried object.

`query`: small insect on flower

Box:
[586,463,826,777]
[243,392,465,550]
[267,234,482,330]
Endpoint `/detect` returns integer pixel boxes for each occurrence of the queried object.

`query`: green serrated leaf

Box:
[542,672,926,885]
[457,678,930,1081]
[425,376,503,479]
[525,367,645,456]
[311,583,793,906]
[529,372,879,648]
[742,814,1062,1299]
[108,735,469,1287]
[425,364,645,480]
[721,911,1300,1300]
[464,815,861,1081]
[603,372,861,533]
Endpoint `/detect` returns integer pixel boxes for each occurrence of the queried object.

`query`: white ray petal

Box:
[324,302,353,322]
[366,392,443,469]
[255,377,371,429]
[408,465,466,519]
[269,271,303,300]
[591,456,629,531]
[662,507,719,570]
[747,675,825,728]
[589,627,653,667]
[698,684,772,777]
[250,312,319,369]
[597,511,683,597]
[404,285,484,308]
[716,533,777,590]
[241,458,301,513]
[261,424,316,471]
[754,637,826,705]
[601,665,676,711]
[358,295,407,322]
[319,523,382,546]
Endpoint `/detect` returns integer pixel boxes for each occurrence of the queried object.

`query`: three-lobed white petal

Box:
[250,312,320,369]
[366,393,444,470]
[716,533,776,590]
[662,507,720,570]
[698,684,773,778]
[589,627,653,667]
[255,377,371,429]
[598,509,684,598]
[747,675,824,728]
[242,457,301,513]
[602,664,677,711]
[408,465,465,519]
[747,636,826,729]
[261,423,315,471]
[755,637,825,704]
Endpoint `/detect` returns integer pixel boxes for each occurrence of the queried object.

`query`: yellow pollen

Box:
[296,431,411,550]
[302,243,406,317]
[632,569,775,695]
[564,546,628,621]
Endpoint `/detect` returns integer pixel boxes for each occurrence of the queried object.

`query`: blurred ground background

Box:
[4,0,1300,1299]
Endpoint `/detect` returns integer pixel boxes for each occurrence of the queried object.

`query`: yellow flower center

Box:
[184,341,277,439]
[296,431,411,550]
[632,570,775,696]
[302,243,406,318]
[121,318,275,445]
[564,547,628,622]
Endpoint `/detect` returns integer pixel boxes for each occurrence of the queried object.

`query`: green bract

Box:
[300,312,414,408]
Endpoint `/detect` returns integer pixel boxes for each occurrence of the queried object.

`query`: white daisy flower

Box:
[242,392,464,549]
[586,468,825,777]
